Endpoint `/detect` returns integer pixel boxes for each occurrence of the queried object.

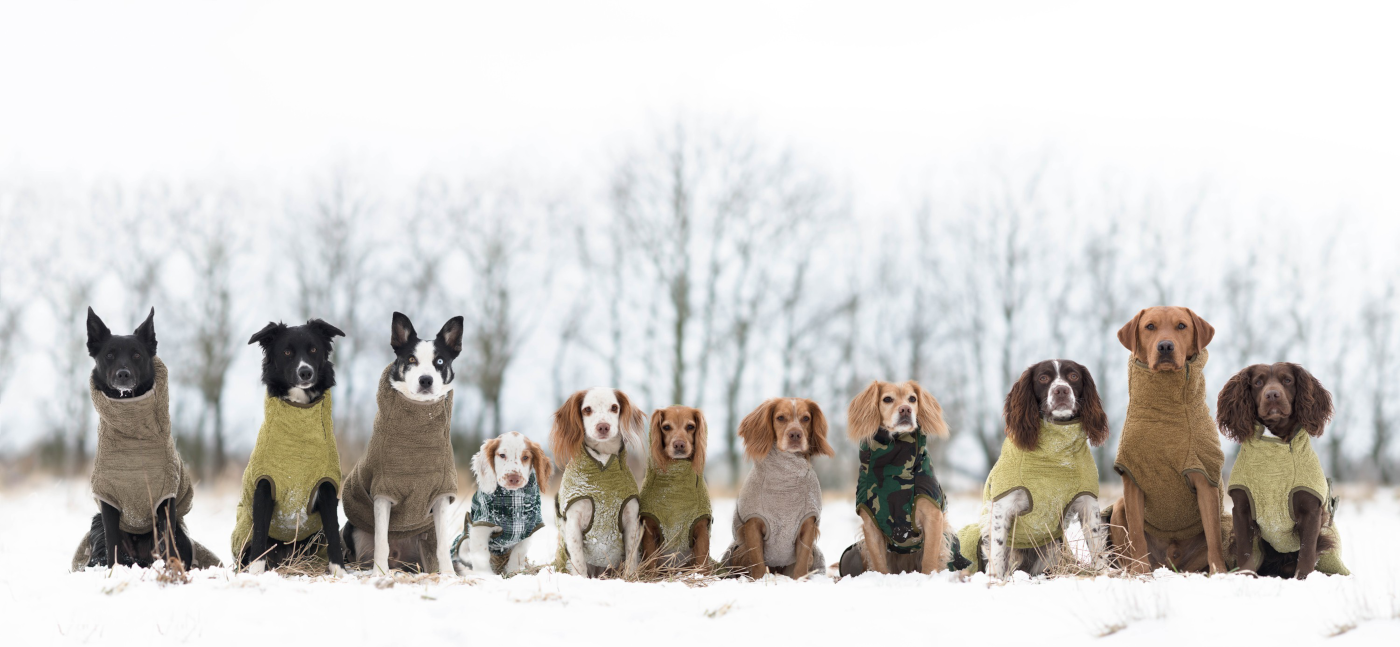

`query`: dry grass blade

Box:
[614,554,727,587]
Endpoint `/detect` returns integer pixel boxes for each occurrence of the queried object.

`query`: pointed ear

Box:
[847,381,884,443]
[805,400,834,458]
[615,389,647,455]
[526,437,554,487]
[739,399,776,461]
[86,307,111,357]
[248,321,286,347]
[910,381,948,438]
[1289,363,1333,438]
[438,316,465,356]
[132,307,157,355]
[1186,308,1215,355]
[1078,365,1109,447]
[471,438,501,492]
[1215,367,1258,443]
[306,319,346,342]
[692,409,708,476]
[391,312,416,350]
[1004,367,1043,451]
[1117,310,1144,354]
[649,408,671,469]
[550,390,587,468]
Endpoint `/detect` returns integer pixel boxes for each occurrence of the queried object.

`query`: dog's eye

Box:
[685,423,695,431]
[1282,377,1292,384]
[882,396,893,403]
[133,353,140,360]
[907,396,916,403]
[408,356,417,365]
[662,424,672,431]
[1039,375,1050,383]
[610,404,619,413]
[801,415,810,423]
[582,407,593,416]
[1145,323,1156,331]
[776,415,787,422]
[498,453,507,460]
[1176,323,1187,330]
[106,353,114,360]
[1068,372,1079,381]
[436,358,444,366]
[284,349,292,356]
[1254,379,1264,387]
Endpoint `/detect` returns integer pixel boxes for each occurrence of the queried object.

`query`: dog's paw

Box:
[327,563,347,578]
[247,559,266,575]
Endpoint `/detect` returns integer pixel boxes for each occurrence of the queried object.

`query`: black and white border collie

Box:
[388,311,463,401]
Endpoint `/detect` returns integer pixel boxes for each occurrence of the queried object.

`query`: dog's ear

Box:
[86,307,111,357]
[438,316,465,357]
[390,312,416,350]
[525,437,553,489]
[1117,309,1144,356]
[691,409,708,475]
[910,380,948,438]
[471,437,501,493]
[846,381,884,444]
[550,390,587,469]
[1077,364,1110,447]
[739,399,777,461]
[649,408,672,469]
[1186,308,1215,356]
[248,321,286,347]
[132,307,157,356]
[1004,367,1043,451]
[805,399,834,458]
[1215,367,1258,443]
[306,319,346,344]
[615,389,647,456]
[1289,363,1333,438]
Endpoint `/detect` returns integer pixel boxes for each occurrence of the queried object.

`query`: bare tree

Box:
[0,189,25,403]
[1361,283,1395,483]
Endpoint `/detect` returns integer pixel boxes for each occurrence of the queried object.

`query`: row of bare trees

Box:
[1,122,1397,486]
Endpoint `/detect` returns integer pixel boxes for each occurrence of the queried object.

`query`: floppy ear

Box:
[649,408,672,469]
[1186,308,1215,356]
[86,307,111,357]
[525,437,553,488]
[910,381,948,438]
[550,390,586,468]
[1289,363,1333,438]
[306,318,346,343]
[1116,310,1144,355]
[1003,367,1043,451]
[247,321,286,347]
[805,400,834,458]
[471,438,501,493]
[438,316,465,356]
[691,409,708,476]
[846,381,884,443]
[1215,367,1258,443]
[739,399,776,461]
[615,389,648,456]
[133,307,157,356]
[390,312,416,350]
[1078,365,1110,447]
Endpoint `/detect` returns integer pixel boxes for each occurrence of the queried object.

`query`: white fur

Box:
[982,491,1107,580]
[987,488,1031,580]
[392,340,454,402]
[1066,493,1109,570]
[560,387,644,576]
[373,496,392,574]
[1046,360,1077,419]
[472,431,532,491]
[284,387,312,404]
[432,495,456,577]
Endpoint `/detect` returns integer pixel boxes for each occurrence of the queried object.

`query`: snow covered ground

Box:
[1,481,1397,646]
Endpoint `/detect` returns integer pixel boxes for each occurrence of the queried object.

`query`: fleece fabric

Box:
[982,418,1099,549]
[70,525,223,571]
[1229,424,1348,574]
[553,448,641,571]
[89,358,194,534]
[721,450,825,574]
[230,392,341,559]
[638,459,713,558]
[855,429,947,554]
[342,366,458,554]
[1114,349,1224,540]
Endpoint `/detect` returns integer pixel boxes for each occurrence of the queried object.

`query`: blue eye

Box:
[436,358,443,366]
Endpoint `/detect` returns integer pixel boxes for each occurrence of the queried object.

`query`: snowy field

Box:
[1,481,1398,646]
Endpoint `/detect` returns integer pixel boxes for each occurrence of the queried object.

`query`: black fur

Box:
[248,319,345,402]
[86,307,157,399]
[88,499,192,568]
[387,312,464,395]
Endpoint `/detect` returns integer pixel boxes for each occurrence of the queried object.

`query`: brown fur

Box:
[520,437,553,489]
[738,398,833,460]
[846,380,948,443]
[1217,363,1333,443]
[729,516,820,579]
[1003,361,1109,451]
[550,388,645,469]
[1117,306,1215,370]
[856,497,948,574]
[649,406,707,475]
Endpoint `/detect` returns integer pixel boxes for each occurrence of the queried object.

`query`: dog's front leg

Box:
[562,499,593,576]
[504,536,531,575]
[1069,494,1109,570]
[246,479,274,574]
[1119,474,1152,575]
[464,524,498,575]
[372,496,393,575]
[154,498,193,566]
[915,498,949,574]
[857,509,890,574]
[790,516,819,578]
[621,498,641,576]
[1292,491,1323,579]
[734,517,768,579]
[99,501,123,568]
[988,489,1029,580]
[690,519,711,571]
[1186,472,1227,574]
[314,481,346,576]
[432,495,457,577]
[1230,490,1256,573]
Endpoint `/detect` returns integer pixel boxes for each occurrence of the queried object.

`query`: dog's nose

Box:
[1052,385,1071,398]
[897,405,912,418]
[1265,390,1281,401]
[115,369,131,380]
[786,430,802,443]
[418,375,433,389]
[505,473,523,486]
[297,366,314,382]
[672,441,687,452]
[596,422,611,437]
[1157,340,1175,354]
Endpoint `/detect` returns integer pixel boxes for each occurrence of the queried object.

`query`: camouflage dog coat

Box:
[856,428,947,553]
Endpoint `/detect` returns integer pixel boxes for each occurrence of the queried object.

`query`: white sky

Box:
[2,0,1398,222]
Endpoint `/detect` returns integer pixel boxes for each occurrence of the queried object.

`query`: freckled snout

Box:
[502,472,525,489]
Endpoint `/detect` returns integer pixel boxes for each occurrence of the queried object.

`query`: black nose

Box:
[1265,390,1281,401]
[115,369,131,380]
[1157,340,1175,354]
[297,366,314,382]
[418,375,433,388]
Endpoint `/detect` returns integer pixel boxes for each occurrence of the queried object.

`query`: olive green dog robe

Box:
[90,358,194,535]
[1115,349,1224,540]
[638,459,712,560]
[554,448,641,571]
[231,392,341,560]
[342,366,458,567]
[1229,424,1348,575]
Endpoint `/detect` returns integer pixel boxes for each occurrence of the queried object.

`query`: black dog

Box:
[85,307,193,568]
[236,319,348,573]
